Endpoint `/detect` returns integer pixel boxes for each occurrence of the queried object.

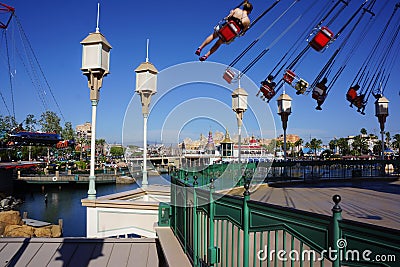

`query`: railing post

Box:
[193,175,199,267]
[183,173,188,253]
[172,175,177,234]
[208,177,219,265]
[243,179,250,267]
[331,194,342,267]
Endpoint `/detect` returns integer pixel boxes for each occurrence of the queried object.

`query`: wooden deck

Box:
[0,238,163,267]
[248,179,400,230]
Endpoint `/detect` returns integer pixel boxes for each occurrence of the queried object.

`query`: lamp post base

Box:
[88,175,96,200]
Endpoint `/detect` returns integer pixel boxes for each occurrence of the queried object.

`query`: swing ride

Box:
[213,0,400,115]
[0,3,70,148]
[346,2,400,115]
[222,0,299,84]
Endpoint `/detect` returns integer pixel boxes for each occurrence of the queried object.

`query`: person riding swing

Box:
[346,84,360,107]
[195,2,253,61]
[313,77,328,110]
[346,84,366,114]
[256,75,276,101]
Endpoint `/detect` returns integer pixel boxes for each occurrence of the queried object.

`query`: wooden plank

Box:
[13,242,42,267]
[47,242,77,267]
[67,243,96,267]
[127,243,150,267]
[87,242,113,267]
[155,227,192,267]
[146,242,160,267]
[0,242,24,266]
[28,242,60,266]
[0,242,7,252]
[107,243,132,266]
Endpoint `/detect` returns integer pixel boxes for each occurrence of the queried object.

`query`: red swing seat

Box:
[283,70,296,84]
[260,84,276,100]
[346,88,358,102]
[223,68,236,84]
[309,26,334,52]
[312,86,326,101]
[217,19,242,43]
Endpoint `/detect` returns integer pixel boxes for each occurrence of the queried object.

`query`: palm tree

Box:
[309,138,322,157]
[385,132,391,148]
[392,134,400,155]
[360,128,367,136]
[287,141,294,157]
[373,140,384,156]
[329,138,338,153]
[294,138,303,155]
[337,138,350,155]
[275,139,283,152]
[352,135,368,155]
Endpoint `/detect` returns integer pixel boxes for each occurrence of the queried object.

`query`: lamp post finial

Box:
[95,3,100,33]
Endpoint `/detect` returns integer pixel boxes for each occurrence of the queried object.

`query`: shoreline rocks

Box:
[0,210,62,238]
[0,196,23,211]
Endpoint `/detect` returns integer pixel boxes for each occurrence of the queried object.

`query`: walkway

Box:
[249,179,400,230]
[0,237,163,267]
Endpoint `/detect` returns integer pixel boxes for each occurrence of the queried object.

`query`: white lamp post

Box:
[277,93,292,161]
[135,40,158,186]
[232,87,248,163]
[80,4,111,199]
[375,96,389,160]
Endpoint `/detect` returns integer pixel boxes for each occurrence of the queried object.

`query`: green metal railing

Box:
[164,170,400,267]
[173,159,399,189]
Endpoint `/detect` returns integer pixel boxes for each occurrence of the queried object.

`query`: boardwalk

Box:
[249,179,400,230]
[0,238,162,267]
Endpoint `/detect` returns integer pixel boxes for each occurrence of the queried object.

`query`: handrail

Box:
[167,169,400,266]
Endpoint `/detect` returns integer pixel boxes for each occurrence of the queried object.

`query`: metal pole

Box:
[381,130,385,160]
[237,112,243,164]
[243,181,250,267]
[88,99,98,200]
[331,195,342,267]
[143,114,148,186]
[281,113,288,162]
[208,178,217,265]
[283,127,287,161]
[238,125,242,164]
[193,176,199,267]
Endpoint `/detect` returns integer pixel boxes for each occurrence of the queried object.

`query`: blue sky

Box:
[0,0,399,145]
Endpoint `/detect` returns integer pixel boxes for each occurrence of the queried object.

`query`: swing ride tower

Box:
[80,4,112,200]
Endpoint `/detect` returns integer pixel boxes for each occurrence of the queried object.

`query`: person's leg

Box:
[361,104,366,115]
[200,38,224,61]
[196,33,216,55]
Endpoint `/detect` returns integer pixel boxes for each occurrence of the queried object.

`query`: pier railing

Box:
[174,159,398,188]
[162,161,400,267]
[17,173,117,184]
